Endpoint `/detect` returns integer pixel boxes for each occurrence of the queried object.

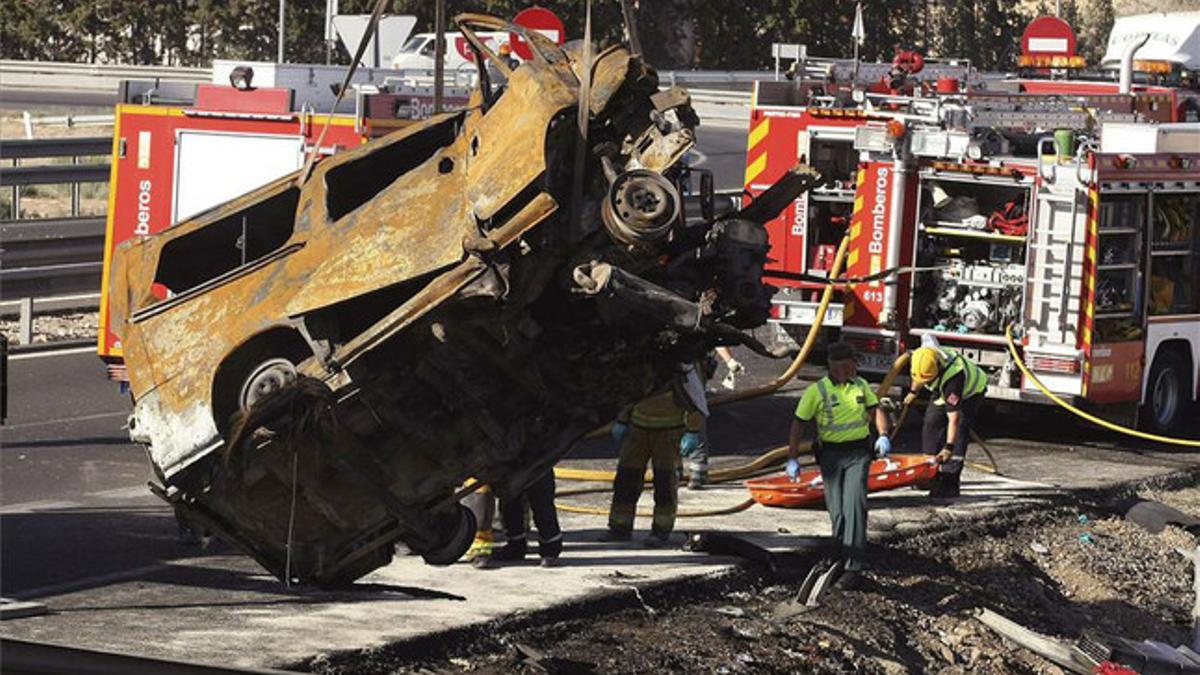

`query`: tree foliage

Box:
[0,0,1126,71]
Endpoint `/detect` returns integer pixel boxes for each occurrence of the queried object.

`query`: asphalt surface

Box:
[0,88,116,110]
[0,349,203,597]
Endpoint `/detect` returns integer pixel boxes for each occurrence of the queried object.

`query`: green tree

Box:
[1076,0,1115,65]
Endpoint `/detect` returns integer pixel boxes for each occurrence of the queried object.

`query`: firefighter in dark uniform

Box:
[787,341,892,590]
[603,366,707,546]
[909,345,988,498]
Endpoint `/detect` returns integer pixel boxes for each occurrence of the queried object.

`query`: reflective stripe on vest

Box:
[814,376,872,443]
[935,349,987,401]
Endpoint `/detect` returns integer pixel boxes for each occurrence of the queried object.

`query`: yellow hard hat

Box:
[910,346,942,385]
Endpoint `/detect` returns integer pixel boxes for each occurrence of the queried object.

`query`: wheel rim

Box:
[1151,366,1180,428]
[239,358,297,411]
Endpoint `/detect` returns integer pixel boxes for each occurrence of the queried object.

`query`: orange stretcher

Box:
[745,454,939,507]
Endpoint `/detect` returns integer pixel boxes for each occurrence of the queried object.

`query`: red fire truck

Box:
[841,113,1199,433]
[746,16,1200,431]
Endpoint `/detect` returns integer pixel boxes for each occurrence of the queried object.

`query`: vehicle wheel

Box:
[419,504,478,566]
[238,357,298,412]
[1141,349,1192,435]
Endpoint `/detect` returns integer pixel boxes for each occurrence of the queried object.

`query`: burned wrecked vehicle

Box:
[107,14,820,585]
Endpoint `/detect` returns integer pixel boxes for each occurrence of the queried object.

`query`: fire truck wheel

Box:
[1142,349,1192,435]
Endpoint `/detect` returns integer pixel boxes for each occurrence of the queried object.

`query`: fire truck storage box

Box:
[210,60,408,114]
[1099,123,1200,154]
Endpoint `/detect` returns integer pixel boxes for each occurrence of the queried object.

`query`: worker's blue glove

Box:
[611,422,629,446]
[786,458,802,482]
[679,431,703,457]
[874,435,892,457]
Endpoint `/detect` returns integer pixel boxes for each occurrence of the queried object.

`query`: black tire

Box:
[420,504,478,566]
[1141,349,1192,435]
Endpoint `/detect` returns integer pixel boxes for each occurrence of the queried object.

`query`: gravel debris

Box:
[1,310,98,345]
[310,485,1200,675]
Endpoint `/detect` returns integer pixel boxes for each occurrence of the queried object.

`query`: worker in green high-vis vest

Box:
[787,341,892,591]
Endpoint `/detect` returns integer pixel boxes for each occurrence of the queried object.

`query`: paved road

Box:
[695,124,746,190]
[1,349,204,597]
[0,88,116,110]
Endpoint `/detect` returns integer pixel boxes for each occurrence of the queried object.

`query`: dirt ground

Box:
[309,484,1200,675]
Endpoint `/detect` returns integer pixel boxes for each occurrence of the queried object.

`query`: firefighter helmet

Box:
[910,347,943,385]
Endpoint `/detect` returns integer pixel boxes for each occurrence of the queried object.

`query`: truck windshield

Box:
[400,37,428,54]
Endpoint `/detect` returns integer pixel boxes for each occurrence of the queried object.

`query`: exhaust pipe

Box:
[1119,33,1151,94]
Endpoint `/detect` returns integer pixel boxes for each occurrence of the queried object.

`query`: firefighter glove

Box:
[612,421,630,446]
[786,458,802,482]
[679,431,703,457]
[874,435,892,457]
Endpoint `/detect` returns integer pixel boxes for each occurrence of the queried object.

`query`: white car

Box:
[391,31,513,71]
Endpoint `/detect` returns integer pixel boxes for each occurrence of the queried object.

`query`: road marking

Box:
[688,149,708,167]
[1,410,128,430]
[0,499,80,514]
[9,345,97,360]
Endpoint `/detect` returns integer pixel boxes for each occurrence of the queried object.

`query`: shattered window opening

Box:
[324,118,459,221]
[154,187,299,296]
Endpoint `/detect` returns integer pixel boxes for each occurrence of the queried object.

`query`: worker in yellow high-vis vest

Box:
[909,344,988,498]
[604,365,707,547]
[787,341,892,591]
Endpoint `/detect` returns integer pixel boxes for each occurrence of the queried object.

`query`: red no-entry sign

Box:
[510,7,565,61]
[1021,16,1077,57]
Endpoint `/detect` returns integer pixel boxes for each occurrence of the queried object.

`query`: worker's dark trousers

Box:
[500,471,562,559]
[922,394,984,496]
[816,440,872,572]
[609,425,682,537]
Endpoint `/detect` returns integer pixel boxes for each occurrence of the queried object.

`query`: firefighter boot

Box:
[493,535,528,562]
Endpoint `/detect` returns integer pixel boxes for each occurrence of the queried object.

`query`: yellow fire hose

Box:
[553,345,918,518]
[551,234,853,517]
[547,231,1015,519]
[1005,324,1200,448]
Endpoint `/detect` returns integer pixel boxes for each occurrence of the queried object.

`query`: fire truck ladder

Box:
[1025,139,1087,349]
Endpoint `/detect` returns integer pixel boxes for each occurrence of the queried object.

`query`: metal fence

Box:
[0,137,108,343]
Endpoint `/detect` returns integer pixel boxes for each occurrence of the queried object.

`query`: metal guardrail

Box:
[1,163,111,187]
[0,59,208,93]
[0,136,111,343]
[1,136,113,159]
[0,58,769,93]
